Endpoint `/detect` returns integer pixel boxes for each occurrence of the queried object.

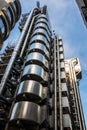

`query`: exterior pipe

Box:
[76,82,86,130]
[71,61,86,130]
[57,37,63,130]
[0,8,39,95]
[54,37,57,130]
[20,14,39,57]
[69,61,82,129]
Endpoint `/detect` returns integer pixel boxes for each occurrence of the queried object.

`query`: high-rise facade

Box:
[65,58,86,130]
[0,3,86,130]
[76,0,87,27]
[0,0,21,47]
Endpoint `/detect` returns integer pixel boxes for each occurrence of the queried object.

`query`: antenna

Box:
[36,1,40,8]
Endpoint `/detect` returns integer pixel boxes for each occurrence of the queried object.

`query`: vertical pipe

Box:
[57,37,63,130]
[71,61,86,130]
[53,37,57,130]
[0,8,39,94]
[75,81,86,130]
[20,16,35,57]
[69,61,82,129]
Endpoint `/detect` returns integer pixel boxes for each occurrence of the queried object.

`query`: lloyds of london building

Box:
[0,1,86,130]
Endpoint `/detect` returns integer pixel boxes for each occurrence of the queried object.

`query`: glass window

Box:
[6,8,12,24]
[0,17,5,35]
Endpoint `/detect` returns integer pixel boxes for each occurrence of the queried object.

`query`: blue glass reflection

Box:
[0,18,5,35]
[11,2,17,13]
[6,8,12,24]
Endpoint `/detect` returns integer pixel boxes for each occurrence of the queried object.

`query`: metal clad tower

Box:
[0,0,21,47]
[76,0,87,27]
[0,3,86,130]
[65,58,86,130]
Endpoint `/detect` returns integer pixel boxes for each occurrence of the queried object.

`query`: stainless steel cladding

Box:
[16,80,48,103]
[8,9,50,129]
[34,22,51,36]
[30,34,50,49]
[33,28,50,42]
[25,52,49,70]
[0,3,86,130]
[0,0,21,43]
[10,101,41,125]
[9,101,48,129]
[21,64,48,83]
[28,42,49,59]
[9,101,48,128]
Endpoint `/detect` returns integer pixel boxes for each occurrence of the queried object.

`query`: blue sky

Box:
[1,0,87,127]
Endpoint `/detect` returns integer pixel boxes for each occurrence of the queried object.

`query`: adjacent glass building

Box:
[0,2,86,130]
[0,0,21,46]
[76,0,87,27]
